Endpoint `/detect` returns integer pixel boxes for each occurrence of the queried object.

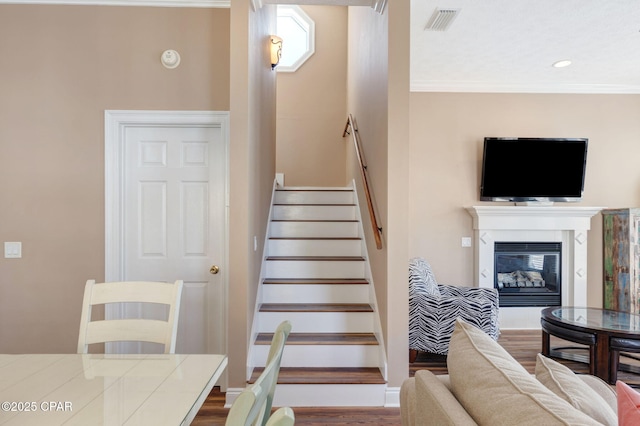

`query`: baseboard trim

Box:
[385,386,400,407]
[228,384,398,408]
[224,387,243,408]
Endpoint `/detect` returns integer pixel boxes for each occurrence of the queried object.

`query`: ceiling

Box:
[5,0,639,93]
[411,0,640,93]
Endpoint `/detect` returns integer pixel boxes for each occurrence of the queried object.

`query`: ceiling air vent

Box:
[424,8,460,31]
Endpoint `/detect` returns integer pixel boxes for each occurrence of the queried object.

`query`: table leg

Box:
[589,345,596,376]
[594,333,611,384]
[542,330,550,356]
[610,349,620,384]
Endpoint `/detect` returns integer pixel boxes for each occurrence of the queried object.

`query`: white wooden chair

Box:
[225,320,292,426]
[263,407,294,426]
[77,279,184,354]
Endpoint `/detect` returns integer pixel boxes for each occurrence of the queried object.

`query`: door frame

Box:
[104,110,230,354]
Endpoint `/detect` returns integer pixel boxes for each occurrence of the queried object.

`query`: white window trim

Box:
[276,5,315,73]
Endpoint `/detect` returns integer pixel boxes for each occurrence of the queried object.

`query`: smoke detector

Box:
[425,8,460,31]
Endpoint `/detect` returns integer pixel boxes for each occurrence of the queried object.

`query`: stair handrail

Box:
[343,114,383,249]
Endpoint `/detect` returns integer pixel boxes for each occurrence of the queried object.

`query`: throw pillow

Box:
[617,380,640,425]
[409,257,440,297]
[447,318,601,425]
[535,353,617,425]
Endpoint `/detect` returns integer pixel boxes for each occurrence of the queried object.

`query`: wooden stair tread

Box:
[256,332,378,345]
[269,237,361,240]
[249,367,385,385]
[266,256,365,261]
[276,188,352,192]
[263,278,369,285]
[259,303,374,312]
[271,219,358,223]
[274,203,356,206]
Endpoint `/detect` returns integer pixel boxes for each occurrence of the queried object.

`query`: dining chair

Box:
[77,279,184,354]
[264,407,295,426]
[225,320,291,426]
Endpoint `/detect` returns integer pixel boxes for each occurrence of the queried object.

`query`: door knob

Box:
[210,265,220,275]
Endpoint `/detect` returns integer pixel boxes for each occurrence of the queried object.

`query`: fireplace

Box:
[494,242,561,307]
[466,206,603,328]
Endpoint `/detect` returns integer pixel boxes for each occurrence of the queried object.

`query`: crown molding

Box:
[0,0,230,7]
[410,80,640,95]
[256,0,384,14]
[1,0,384,10]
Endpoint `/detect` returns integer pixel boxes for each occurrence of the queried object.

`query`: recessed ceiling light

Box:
[552,60,572,68]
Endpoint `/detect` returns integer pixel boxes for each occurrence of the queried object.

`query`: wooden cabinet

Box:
[603,208,640,313]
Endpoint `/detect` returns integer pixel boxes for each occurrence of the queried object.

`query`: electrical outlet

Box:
[461,237,472,248]
[4,242,22,258]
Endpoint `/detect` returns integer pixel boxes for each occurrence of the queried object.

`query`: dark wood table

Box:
[541,306,640,384]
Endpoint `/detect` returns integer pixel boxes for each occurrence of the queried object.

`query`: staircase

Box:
[248,182,387,407]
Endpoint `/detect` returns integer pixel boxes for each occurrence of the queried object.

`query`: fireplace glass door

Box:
[494,242,561,307]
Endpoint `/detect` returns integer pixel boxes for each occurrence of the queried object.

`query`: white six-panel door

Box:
[105,111,228,357]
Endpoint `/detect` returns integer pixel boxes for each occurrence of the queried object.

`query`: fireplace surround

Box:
[466,206,603,329]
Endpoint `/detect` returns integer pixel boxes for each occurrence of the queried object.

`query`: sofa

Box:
[400,318,640,426]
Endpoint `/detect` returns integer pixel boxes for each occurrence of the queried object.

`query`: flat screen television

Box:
[480,137,588,202]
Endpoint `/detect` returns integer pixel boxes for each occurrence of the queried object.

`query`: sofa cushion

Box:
[617,380,640,426]
[400,377,416,426]
[414,370,477,426]
[576,374,618,414]
[535,353,617,425]
[447,318,602,425]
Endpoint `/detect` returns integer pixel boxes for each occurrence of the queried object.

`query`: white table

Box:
[0,353,227,425]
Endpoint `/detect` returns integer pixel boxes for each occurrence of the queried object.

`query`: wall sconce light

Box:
[270,35,283,70]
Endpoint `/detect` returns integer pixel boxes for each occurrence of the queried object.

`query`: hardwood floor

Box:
[193,329,639,425]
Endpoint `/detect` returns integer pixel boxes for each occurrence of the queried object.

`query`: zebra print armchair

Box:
[409,257,499,361]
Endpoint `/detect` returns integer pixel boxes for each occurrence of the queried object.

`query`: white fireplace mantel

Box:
[466,205,604,329]
[467,206,604,231]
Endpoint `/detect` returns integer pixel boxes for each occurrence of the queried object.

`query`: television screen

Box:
[480,137,588,202]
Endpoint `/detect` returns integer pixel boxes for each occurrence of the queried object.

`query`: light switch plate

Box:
[461,237,472,247]
[4,242,22,258]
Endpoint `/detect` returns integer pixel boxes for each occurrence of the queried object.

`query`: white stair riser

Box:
[262,284,369,304]
[268,239,362,257]
[274,191,354,205]
[272,384,386,407]
[254,345,379,368]
[273,205,356,221]
[265,260,365,278]
[270,221,359,238]
[259,312,374,333]
[250,186,385,400]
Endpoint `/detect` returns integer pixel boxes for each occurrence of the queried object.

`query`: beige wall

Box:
[275,6,347,187]
[409,93,640,309]
[0,5,230,353]
[385,0,411,389]
[228,0,277,388]
[347,5,389,381]
[347,0,411,389]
